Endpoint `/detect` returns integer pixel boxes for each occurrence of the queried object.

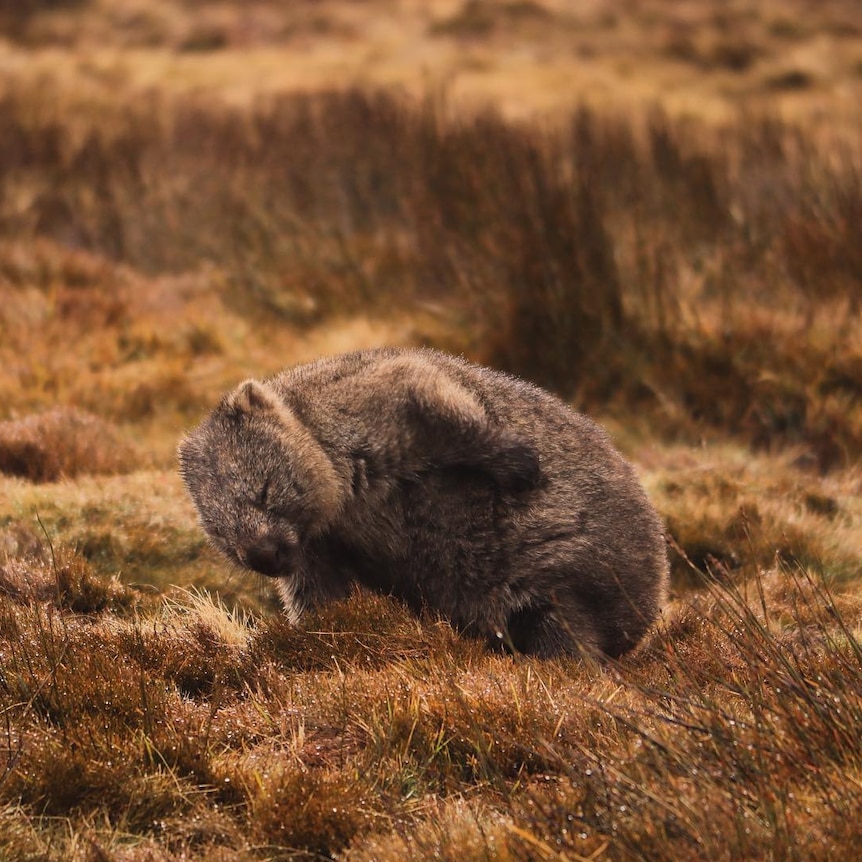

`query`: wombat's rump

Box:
[178,347,668,658]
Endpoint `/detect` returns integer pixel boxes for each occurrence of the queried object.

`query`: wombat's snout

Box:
[245,537,295,577]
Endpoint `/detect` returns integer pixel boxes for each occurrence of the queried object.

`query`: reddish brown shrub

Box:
[0,407,140,482]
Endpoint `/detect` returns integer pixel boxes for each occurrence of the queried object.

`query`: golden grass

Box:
[0,408,141,482]
[3,0,862,123]
[0,1,860,858]
[0,555,859,860]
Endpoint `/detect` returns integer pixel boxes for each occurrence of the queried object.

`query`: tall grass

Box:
[1,85,859,462]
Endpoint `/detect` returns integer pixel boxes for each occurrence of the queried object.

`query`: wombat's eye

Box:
[257,477,271,507]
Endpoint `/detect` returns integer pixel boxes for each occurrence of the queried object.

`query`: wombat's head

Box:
[178,379,343,578]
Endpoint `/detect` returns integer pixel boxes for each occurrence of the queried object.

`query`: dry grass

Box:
[0,408,142,482]
[0,0,860,858]
[0,551,859,860]
[2,0,862,122]
[1,84,859,465]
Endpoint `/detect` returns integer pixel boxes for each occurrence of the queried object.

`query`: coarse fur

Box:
[178,348,669,658]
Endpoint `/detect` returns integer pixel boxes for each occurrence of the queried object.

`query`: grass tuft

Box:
[248,589,475,674]
[0,409,141,482]
[251,768,373,857]
[0,545,139,614]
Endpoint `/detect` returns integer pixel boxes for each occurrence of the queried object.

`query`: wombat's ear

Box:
[225,379,280,415]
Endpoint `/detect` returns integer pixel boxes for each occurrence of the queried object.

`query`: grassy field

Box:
[0,1,861,859]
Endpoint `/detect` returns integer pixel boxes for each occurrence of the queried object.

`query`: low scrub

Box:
[0,408,140,482]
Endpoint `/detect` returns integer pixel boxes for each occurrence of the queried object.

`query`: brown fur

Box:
[178,348,669,657]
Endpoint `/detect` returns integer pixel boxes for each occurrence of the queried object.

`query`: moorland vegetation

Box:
[0,1,860,859]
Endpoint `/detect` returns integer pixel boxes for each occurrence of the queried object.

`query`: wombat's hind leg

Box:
[383,356,542,491]
[504,602,599,659]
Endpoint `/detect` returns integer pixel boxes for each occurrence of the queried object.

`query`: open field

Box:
[0,1,861,859]
[3,0,862,121]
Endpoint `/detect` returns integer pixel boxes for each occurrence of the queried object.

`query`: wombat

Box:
[178,347,668,658]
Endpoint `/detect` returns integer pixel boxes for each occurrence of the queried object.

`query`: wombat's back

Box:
[277,348,669,656]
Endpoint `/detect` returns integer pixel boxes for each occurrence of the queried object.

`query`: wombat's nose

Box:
[245,538,292,576]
